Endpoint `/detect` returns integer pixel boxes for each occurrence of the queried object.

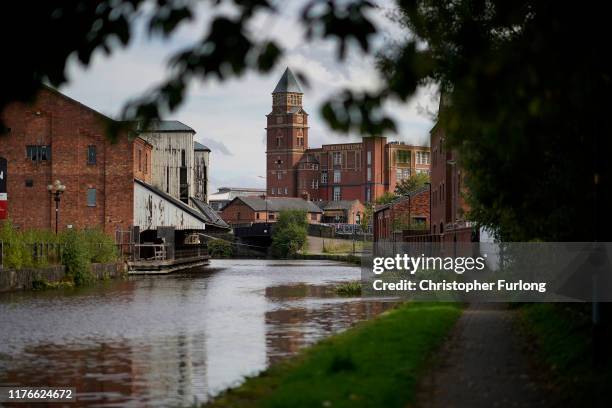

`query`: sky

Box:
[62,0,439,192]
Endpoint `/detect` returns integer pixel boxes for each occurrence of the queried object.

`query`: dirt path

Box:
[415,303,556,408]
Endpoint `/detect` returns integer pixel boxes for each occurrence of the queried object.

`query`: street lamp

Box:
[47,179,66,234]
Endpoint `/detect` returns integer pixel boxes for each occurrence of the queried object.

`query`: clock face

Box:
[276,116,283,124]
[296,115,303,123]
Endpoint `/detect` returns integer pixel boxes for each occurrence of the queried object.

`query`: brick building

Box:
[373,185,430,241]
[429,94,470,238]
[266,68,431,204]
[221,196,322,225]
[0,86,226,237]
[0,86,148,233]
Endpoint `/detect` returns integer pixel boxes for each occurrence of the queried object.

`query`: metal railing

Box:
[0,241,64,270]
[130,244,168,262]
[327,223,373,235]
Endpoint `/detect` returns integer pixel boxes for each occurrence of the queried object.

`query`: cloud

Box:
[200,138,233,156]
[61,0,437,192]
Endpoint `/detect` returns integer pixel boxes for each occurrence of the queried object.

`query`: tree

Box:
[395,173,429,196]
[0,1,380,137]
[270,210,308,258]
[375,191,397,205]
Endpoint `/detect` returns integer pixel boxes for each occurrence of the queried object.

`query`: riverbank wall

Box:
[0,262,125,292]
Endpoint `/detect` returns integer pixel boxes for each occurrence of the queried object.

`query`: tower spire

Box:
[273,67,303,94]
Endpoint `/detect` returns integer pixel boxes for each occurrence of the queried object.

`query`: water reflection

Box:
[0,259,395,407]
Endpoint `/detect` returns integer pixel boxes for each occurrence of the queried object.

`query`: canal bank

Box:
[0,262,124,292]
[205,302,462,408]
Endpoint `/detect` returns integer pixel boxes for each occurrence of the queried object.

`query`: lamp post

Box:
[47,179,66,234]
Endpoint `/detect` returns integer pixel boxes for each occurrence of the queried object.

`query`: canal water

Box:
[0,259,395,407]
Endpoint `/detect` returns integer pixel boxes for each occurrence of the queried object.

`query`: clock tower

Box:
[266,67,308,197]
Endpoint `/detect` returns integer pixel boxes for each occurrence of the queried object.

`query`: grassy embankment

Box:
[520,303,612,404]
[205,302,462,408]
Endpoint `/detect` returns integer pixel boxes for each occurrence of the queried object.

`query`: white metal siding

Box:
[138,132,194,200]
[134,182,206,230]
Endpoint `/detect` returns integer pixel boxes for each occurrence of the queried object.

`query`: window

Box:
[138,149,142,171]
[311,213,317,221]
[416,151,430,165]
[396,150,410,164]
[87,188,96,207]
[277,172,282,180]
[277,137,282,147]
[269,213,275,220]
[333,170,341,183]
[367,150,372,165]
[396,168,411,182]
[311,179,319,189]
[25,179,33,187]
[297,136,304,147]
[271,188,275,195]
[416,168,430,175]
[181,149,186,167]
[87,145,97,165]
[284,187,288,195]
[333,151,342,165]
[256,212,260,220]
[144,153,148,174]
[321,171,328,184]
[26,145,51,162]
[333,187,341,201]
[367,167,372,181]
[366,187,371,203]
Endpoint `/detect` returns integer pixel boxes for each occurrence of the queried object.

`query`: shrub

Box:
[207,239,233,258]
[81,228,118,263]
[271,210,308,258]
[61,230,94,286]
[0,221,29,269]
[335,281,362,296]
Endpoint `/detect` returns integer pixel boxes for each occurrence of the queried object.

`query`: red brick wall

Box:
[133,138,152,184]
[220,200,257,225]
[373,189,430,241]
[0,87,135,235]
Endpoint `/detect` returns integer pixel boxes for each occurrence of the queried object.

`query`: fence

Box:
[0,241,64,270]
[327,223,373,236]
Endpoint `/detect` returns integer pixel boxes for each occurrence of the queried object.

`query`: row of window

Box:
[416,151,430,165]
[27,145,98,165]
[270,187,289,195]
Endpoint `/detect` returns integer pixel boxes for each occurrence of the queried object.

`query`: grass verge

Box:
[520,303,612,404]
[205,302,462,408]
[335,281,362,296]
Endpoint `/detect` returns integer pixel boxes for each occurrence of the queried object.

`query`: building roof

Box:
[317,200,362,211]
[134,179,230,229]
[230,196,323,213]
[273,67,303,94]
[194,141,210,152]
[209,187,266,203]
[190,197,230,229]
[138,120,195,133]
[374,185,431,213]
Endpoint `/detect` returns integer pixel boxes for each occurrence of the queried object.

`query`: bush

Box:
[0,221,30,269]
[61,230,94,286]
[207,239,233,258]
[271,210,308,258]
[81,228,118,263]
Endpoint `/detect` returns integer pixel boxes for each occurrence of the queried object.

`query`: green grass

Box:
[205,302,462,408]
[520,303,612,403]
[335,281,362,296]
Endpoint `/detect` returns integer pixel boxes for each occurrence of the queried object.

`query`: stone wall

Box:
[0,262,124,292]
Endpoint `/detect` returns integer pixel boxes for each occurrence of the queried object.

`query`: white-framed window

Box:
[333,187,341,201]
[367,167,372,181]
[311,179,319,189]
[333,170,341,183]
[367,150,372,165]
[396,168,411,182]
[321,171,328,184]
[277,172,282,180]
[416,151,430,165]
[333,152,342,165]
[284,187,288,195]
[271,188,276,195]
